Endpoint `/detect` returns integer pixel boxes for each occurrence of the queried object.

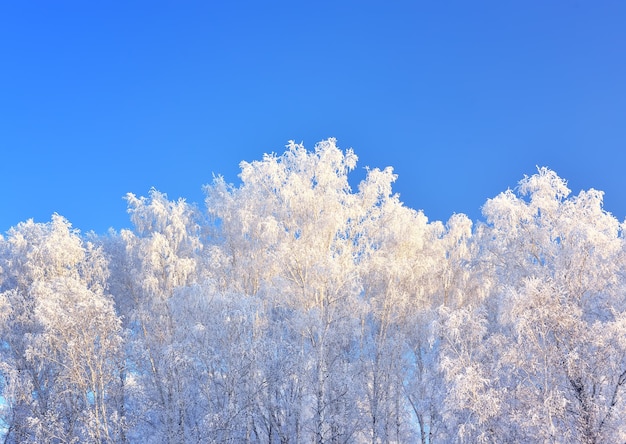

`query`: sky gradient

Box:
[2,1,625,234]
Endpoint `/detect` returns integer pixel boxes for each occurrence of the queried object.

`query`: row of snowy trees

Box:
[1,139,625,443]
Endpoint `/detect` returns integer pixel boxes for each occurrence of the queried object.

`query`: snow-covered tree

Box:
[0,215,123,443]
[206,139,364,442]
[355,166,446,442]
[111,190,204,443]
[442,167,626,443]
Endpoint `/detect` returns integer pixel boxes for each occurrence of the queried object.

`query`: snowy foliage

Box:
[1,142,625,443]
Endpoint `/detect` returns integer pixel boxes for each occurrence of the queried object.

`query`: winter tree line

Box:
[1,139,625,443]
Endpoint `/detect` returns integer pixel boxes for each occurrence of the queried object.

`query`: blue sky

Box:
[2,1,625,234]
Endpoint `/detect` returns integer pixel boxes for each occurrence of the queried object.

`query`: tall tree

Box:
[356,165,446,443]
[443,168,626,442]
[0,215,123,443]
[206,140,367,442]
[115,190,203,443]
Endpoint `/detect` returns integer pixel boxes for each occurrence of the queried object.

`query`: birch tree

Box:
[443,168,626,443]
[0,215,123,443]
[116,190,203,443]
[206,139,365,442]
[356,166,446,443]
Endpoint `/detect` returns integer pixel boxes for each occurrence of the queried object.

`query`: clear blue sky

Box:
[2,1,625,234]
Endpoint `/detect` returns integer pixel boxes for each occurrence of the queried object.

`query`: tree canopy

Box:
[1,140,625,443]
